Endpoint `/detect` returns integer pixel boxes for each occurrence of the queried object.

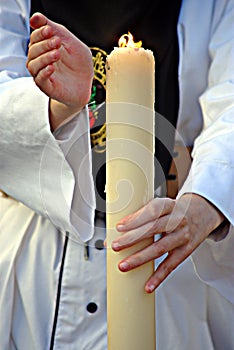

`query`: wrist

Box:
[49,98,83,131]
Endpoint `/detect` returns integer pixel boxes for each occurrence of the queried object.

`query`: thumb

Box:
[30,12,50,30]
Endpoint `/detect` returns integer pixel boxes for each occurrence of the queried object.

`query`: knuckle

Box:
[49,37,59,50]
[160,262,174,280]
[186,243,194,256]
[150,219,160,233]
[155,241,167,257]
[42,25,51,38]
[180,216,187,227]
[148,200,158,219]
[36,68,47,82]
[46,40,53,51]
[41,53,53,67]
[183,226,191,242]
[41,53,49,64]
[183,236,194,255]
[168,199,176,211]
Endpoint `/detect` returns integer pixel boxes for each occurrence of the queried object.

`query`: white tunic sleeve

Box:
[0,0,95,241]
[178,0,234,303]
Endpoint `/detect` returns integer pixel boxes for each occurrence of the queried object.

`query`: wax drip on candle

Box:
[118,32,142,48]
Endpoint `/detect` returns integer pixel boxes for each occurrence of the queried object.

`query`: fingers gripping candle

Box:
[106,33,156,350]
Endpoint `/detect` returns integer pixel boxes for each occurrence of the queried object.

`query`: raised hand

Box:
[112,193,224,293]
[27,12,94,130]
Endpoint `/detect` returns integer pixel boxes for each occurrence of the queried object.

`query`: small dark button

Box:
[86,302,98,314]
[95,239,104,250]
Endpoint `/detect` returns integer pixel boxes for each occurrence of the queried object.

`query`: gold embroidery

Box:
[89,47,107,153]
[91,47,107,89]
[90,123,106,154]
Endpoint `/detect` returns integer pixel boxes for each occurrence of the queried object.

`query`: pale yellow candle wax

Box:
[106,34,156,350]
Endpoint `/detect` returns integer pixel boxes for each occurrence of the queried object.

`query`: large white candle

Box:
[106,34,156,350]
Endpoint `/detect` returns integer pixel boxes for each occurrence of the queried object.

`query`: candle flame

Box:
[118,32,142,48]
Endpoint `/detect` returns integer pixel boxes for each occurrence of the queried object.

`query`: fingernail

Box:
[111,241,120,251]
[116,224,125,231]
[119,261,129,271]
[146,284,155,293]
